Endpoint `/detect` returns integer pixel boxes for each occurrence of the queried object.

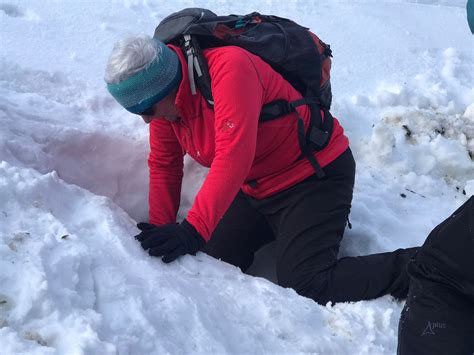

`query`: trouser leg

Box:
[398,281,474,355]
[398,196,474,355]
[252,148,418,304]
[201,191,274,272]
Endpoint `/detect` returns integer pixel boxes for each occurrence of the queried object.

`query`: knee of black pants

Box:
[273,204,350,304]
[274,204,349,304]
[276,233,341,305]
[277,264,335,305]
[201,191,275,272]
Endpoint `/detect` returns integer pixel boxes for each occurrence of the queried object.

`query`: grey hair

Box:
[104,34,161,84]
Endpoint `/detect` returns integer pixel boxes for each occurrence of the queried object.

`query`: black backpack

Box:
[154,8,334,178]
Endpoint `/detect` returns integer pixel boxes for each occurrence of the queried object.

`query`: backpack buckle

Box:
[309,127,329,150]
[259,100,293,122]
[183,34,192,47]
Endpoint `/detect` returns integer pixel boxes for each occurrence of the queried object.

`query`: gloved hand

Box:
[134,220,205,263]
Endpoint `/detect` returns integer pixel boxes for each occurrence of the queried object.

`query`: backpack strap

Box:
[182,35,214,105]
[291,99,327,178]
[261,98,333,149]
[296,112,326,178]
[261,98,333,178]
[183,35,198,95]
[306,101,333,151]
[259,100,293,121]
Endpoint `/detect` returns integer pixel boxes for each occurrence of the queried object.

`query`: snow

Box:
[0,0,472,354]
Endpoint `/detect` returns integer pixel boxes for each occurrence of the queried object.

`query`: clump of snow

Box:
[352,45,473,193]
[362,109,472,186]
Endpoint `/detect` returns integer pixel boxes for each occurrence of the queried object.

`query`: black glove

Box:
[134,220,205,263]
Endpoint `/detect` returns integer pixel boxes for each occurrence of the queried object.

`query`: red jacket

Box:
[149,45,349,241]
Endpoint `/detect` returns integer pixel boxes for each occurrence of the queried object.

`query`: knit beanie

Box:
[107,39,182,114]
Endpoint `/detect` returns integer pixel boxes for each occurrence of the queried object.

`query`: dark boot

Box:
[397,196,474,355]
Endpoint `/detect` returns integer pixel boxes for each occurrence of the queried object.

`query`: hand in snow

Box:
[134,220,205,263]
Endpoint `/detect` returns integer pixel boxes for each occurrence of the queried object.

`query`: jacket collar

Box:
[168,45,203,120]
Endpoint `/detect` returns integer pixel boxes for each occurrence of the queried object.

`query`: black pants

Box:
[203,149,418,304]
[397,196,474,355]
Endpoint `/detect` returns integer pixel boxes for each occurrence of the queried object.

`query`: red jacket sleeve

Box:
[186,48,264,240]
[148,119,184,225]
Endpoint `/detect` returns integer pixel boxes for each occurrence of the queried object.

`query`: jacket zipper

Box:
[179,119,206,165]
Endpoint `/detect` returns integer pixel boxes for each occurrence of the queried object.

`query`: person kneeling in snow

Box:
[104,33,420,306]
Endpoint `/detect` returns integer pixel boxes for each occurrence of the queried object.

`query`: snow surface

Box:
[0,0,473,354]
